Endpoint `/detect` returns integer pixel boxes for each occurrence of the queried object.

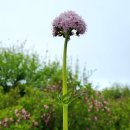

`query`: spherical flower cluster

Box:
[52,11,87,37]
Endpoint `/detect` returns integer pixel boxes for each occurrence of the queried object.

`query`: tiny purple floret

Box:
[52,11,87,37]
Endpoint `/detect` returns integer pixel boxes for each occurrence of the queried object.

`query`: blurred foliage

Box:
[0,45,40,92]
[0,85,130,130]
[102,83,130,99]
[0,45,86,93]
[0,45,130,129]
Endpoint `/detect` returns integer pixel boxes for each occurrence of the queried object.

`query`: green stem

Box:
[63,35,69,130]
[63,104,68,130]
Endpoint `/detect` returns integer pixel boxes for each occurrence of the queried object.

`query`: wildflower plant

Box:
[52,11,87,130]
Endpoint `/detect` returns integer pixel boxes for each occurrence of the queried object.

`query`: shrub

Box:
[0,45,85,93]
[0,87,20,109]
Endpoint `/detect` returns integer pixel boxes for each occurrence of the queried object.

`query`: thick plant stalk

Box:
[52,11,86,130]
[63,35,69,130]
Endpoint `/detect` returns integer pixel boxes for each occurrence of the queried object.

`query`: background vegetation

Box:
[0,45,130,130]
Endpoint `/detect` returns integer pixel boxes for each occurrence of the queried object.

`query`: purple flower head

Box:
[52,11,87,37]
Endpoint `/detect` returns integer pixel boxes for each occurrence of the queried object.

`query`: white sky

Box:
[0,0,130,89]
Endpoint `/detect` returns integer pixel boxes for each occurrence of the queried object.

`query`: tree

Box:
[0,45,40,92]
[0,45,86,93]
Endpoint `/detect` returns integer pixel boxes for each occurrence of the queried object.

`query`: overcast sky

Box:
[0,0,130,89]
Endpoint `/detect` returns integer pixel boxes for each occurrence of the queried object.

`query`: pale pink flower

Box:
[52,11,87,37]
[33,121,39,126]
[44,104,49,109]
[94,116,98,121]
[21,108,27,115]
